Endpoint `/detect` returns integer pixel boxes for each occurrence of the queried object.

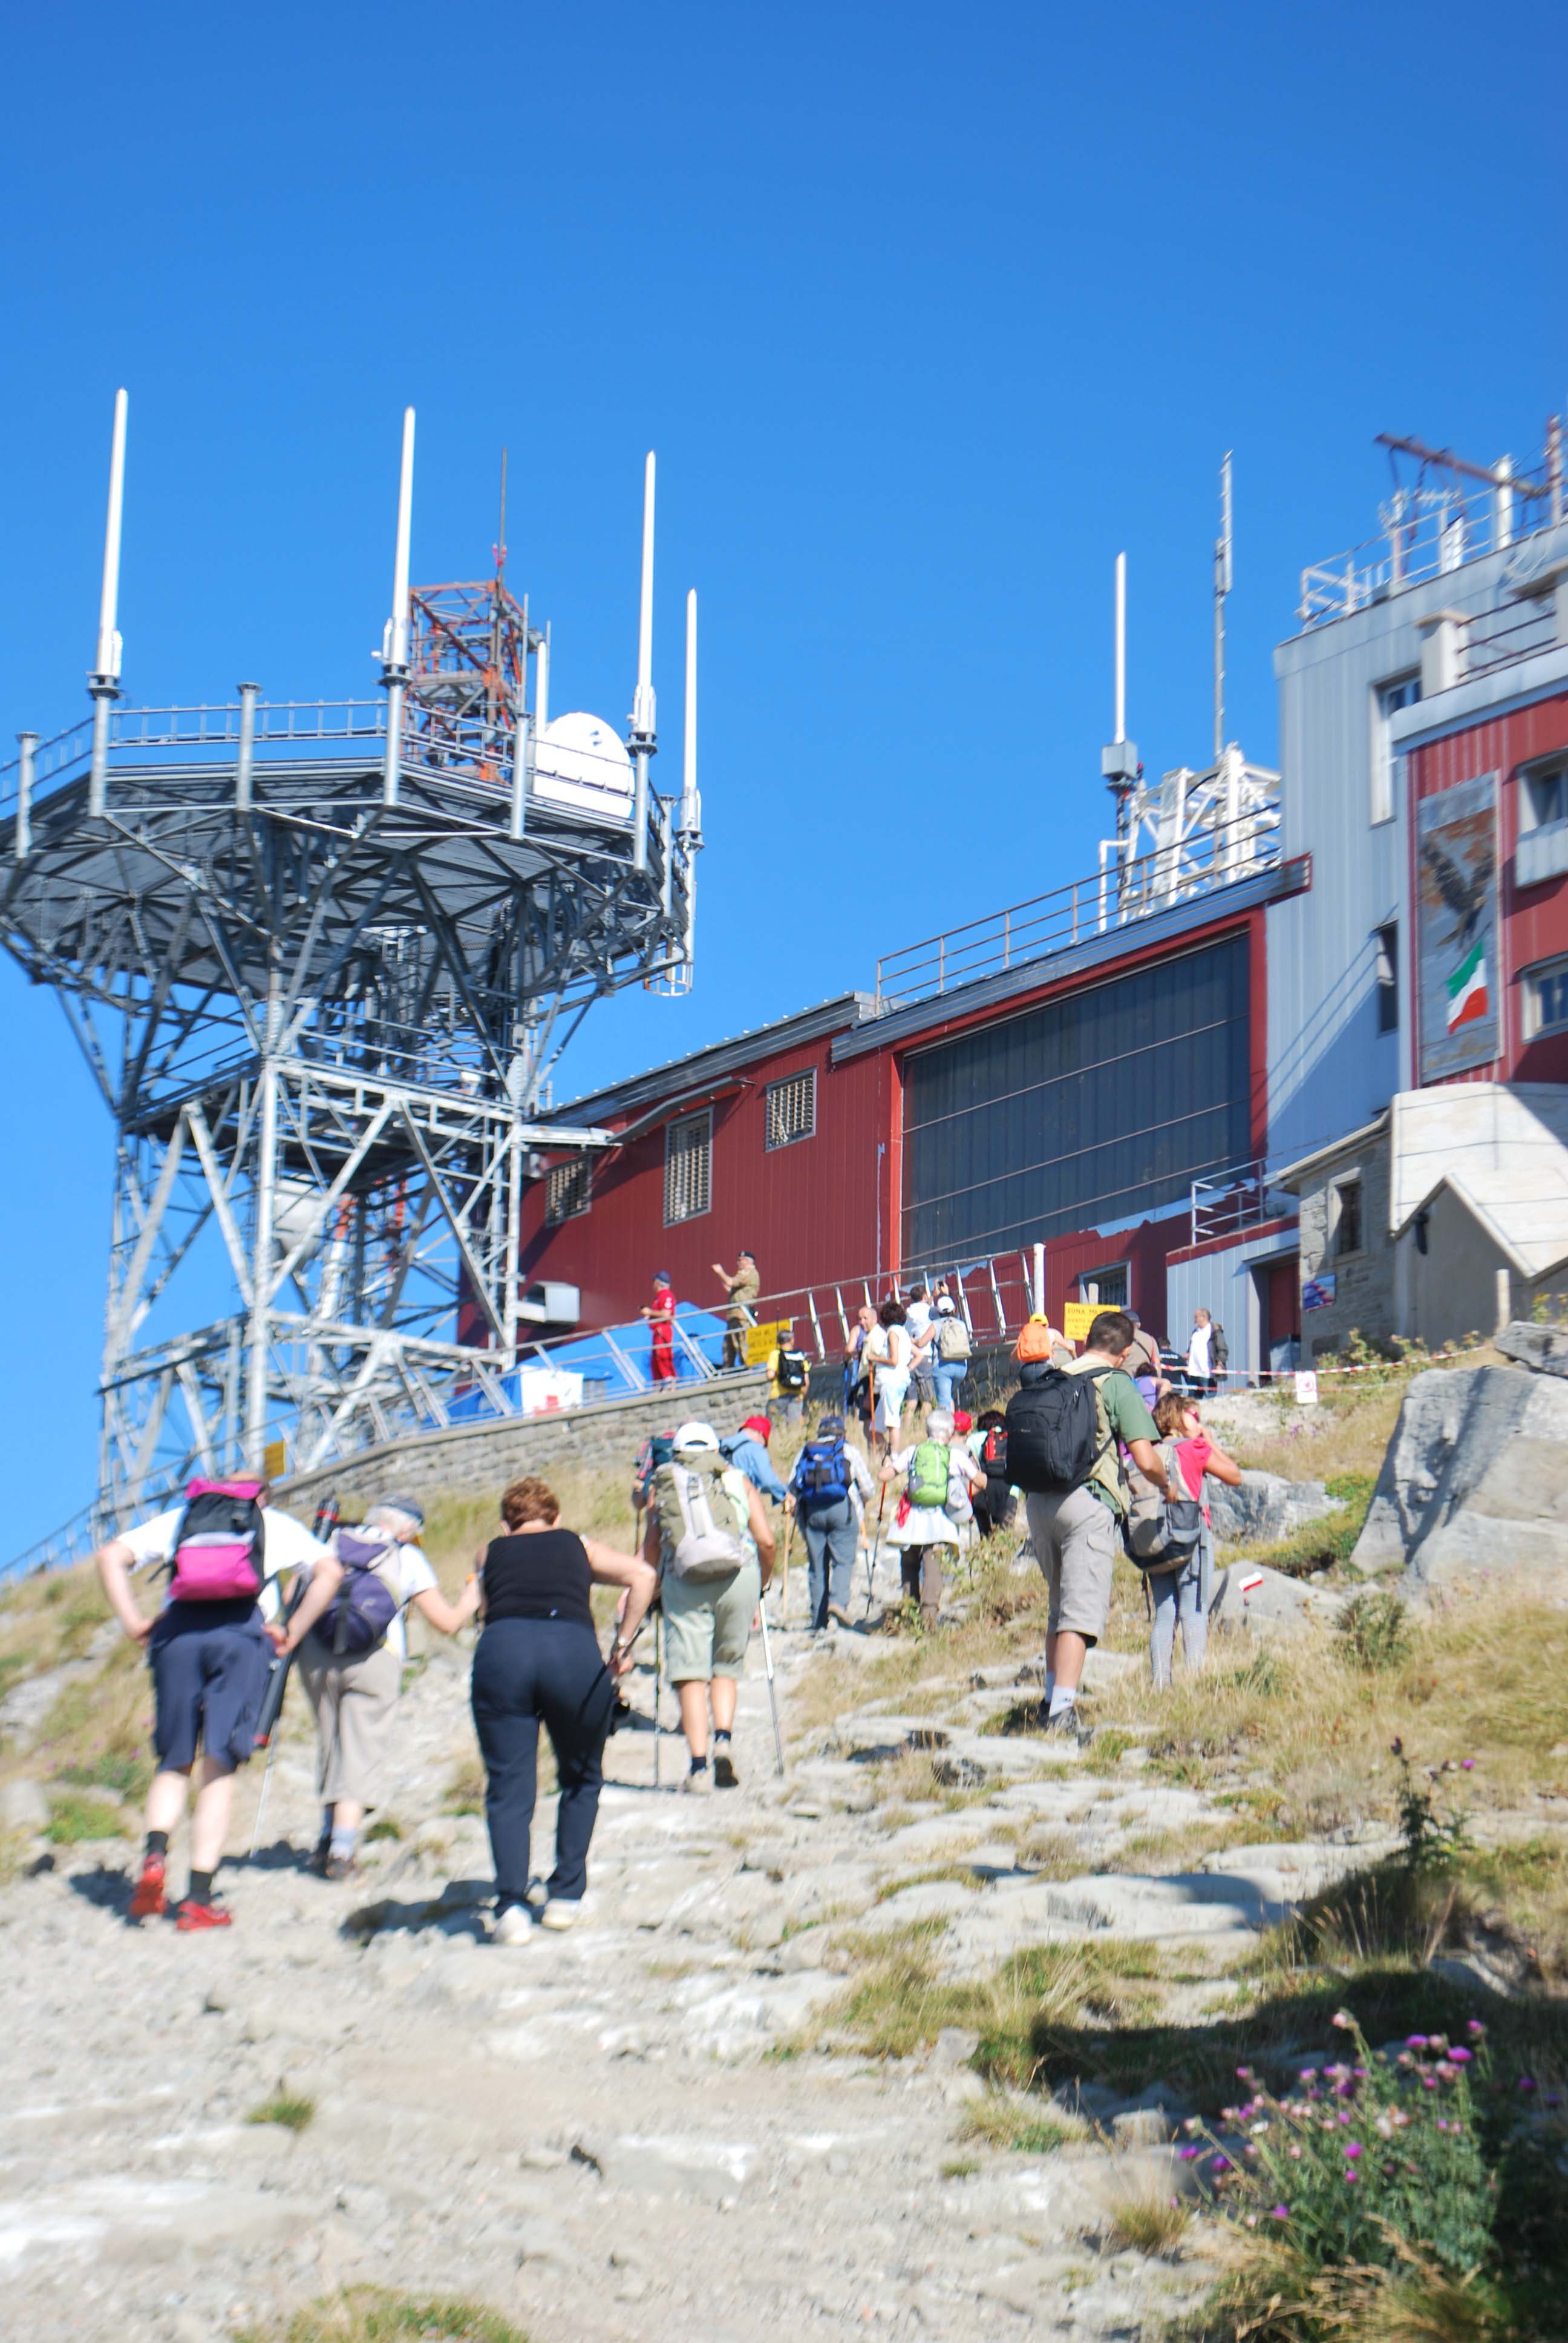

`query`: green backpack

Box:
[906,1438,951,1510]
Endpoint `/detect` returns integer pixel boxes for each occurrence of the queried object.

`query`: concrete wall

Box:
[1295,1124,1396,1357]
[1394,1188,1515,1351]
[281,1368,770,1519]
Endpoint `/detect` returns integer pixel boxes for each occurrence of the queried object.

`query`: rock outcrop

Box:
[1207,1470,1340,1551]
[1496,1318,1568,1379]
[1352,1362,1568,1594]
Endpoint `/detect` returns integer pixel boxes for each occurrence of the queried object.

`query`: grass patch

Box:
[238,2287,526,2342]
[247,2091,316,2132]
[1105,2174,1190,2256]
[940,2157,979,2179]
[364,1817,403,1844]
[959,2094,1076,2154]
[44,1791,126,1844]
[1,1634,154,1821]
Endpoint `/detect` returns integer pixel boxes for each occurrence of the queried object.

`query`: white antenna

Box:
[1100,550,1138,826]
[381,405,416,805]
[535,621,550,731]
[633,450,656,736]
[681,587,699,832]
[1214,450,1232,764]
[1113,549,1126,744]
[94,387,128,683]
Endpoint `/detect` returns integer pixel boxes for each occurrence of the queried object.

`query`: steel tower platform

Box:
[1,398,703,1536]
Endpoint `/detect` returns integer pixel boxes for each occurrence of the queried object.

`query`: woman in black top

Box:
[471,1475,655,1944]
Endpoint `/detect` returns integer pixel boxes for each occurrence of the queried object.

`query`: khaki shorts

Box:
[659,1558,762,1683]
[1024,1485,1120,1642]
[296,1636,402,1806]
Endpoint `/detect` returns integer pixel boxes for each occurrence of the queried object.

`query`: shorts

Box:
[1023,1485,1120,1643]
[148,1604,273,1771]
[659,1557,762,1682]
[296,1634,402,1806]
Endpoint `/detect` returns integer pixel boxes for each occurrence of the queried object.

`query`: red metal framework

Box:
[406,575,533,785]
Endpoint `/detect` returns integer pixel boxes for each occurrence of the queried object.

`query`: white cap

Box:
[674,1420,719,1451]
[936,1294,956,1312]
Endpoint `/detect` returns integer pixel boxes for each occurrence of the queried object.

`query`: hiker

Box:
[970,1407,1016,1537]
[1125,1311,1168,1409]
[926,1293,972,1412]
[647,1419,776,1791]
[1005,1309,1169,1740]
[295,1495,478,1880]
[713,1249,760,1370]
[846,1303,878,1429]
[866,1297,913,1453]
[904,1285,936,1413]
[788,1411,877,1630]
[1186,1306,1228,1394]
[471,1475,655,1941]
[1146,1393,1242,1687]
[93,1480,341,1930]
[642,1270,679,1384]
[1014,1311,1071,1365]
[769,1323,811,1426]
[879,1407,982,1628]
[722,1412,790,1504]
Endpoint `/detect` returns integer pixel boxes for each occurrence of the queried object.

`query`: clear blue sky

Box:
[2,1,1564,1549]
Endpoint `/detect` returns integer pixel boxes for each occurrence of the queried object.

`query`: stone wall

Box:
[280,1368,770,1518]
[1297,1124,1396,1358]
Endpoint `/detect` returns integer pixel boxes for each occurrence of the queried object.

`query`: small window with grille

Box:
[765,1068,817,1152]
[665,1110,712,1224]
[544,1156,590,1224]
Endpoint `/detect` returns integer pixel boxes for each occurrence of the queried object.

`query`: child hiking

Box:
[1146,1392,1242,1686]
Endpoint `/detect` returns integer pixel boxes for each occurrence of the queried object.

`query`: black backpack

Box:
[777,1346,808,1394]
[980,1424,1008,1479]
[1003,1366,1114,1495]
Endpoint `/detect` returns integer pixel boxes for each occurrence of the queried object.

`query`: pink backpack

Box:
[169,1479,267,1602]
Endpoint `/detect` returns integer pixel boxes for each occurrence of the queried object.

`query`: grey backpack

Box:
[1125,1440,1205,1575]
[653,1452,748,1583]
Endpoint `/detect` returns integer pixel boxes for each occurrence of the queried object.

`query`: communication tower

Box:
[1,398,702,1532]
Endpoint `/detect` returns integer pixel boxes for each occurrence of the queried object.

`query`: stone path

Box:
[0,1552,1327,2343]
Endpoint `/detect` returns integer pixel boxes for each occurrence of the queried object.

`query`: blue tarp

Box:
[445,1302,730,1422]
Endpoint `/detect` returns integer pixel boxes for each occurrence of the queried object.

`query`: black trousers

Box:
[470,1617,616,1907]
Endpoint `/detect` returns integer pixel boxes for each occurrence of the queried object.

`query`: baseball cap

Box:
[952,1410,973,1435]
[377,1492,426,1529]
[740,1414,772,1442]
[936,1294,956,1314]
[673,1420,719,1451]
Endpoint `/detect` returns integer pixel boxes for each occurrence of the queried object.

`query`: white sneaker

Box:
[491,1903,534,1945]
[680,1764,713,1795]
[540,1898,578,1930]
[523,1877,549,1910]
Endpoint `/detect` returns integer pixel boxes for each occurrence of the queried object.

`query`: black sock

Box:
[713,1729,731,1746]
[187,1869,214,1904]
[690,1753,709,1772]
[146,1830,169,1861]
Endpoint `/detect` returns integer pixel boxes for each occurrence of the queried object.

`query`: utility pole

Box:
[1214,451,1232,765]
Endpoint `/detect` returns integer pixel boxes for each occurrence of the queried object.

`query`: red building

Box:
[519,856,1308,1368]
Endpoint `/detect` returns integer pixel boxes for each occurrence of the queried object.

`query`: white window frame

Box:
[1370,671,1420,827]
[664,1108,713,1225]
[544,1156,591,1225]
[764,1067,817,1152]
[1523,952,1568,1040]
[1520,756,1568,834]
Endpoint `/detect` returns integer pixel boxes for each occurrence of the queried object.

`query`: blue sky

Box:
[2,0,1564,1548]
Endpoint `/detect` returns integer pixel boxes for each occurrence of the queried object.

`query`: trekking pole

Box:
[756,1587,785,1778]
[653,1608,664,1789]
[865,1478,889,1617]
[778,1507,795,1628]
[248,1575,309,1856]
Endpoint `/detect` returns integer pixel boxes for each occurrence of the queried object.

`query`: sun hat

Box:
[739,1414,772,1442]
[673,1420,719,1450]
[377,1493,426,1529]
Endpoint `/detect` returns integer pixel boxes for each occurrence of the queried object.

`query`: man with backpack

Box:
[93,1480,342,1929]
[878,1407,982,1629]
[295,1495,479,1879]
[970,1408,1016,1538]
[768,1325,811,1426]
[926,1293,972,1413]
[788,1411,877,1630]
[648,1421,776,1791]
[1002,1310,1169,1741]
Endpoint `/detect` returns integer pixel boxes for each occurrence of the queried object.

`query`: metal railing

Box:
[1299,439,1563,626]
[1457,596,1562,683]
[874,806,1281,1009]
[1190,1158,1298,1249]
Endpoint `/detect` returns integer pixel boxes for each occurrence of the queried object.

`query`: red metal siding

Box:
[1408,690,1568,1087]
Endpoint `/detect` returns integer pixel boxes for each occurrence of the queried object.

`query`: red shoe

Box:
[175,1898,233,1932]
[128,1858,166,1922]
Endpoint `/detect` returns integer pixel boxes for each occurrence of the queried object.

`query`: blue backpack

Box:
[795,1436,850,1506]
[320,1529,402,1659]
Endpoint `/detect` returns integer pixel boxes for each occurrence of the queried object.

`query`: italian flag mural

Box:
[1446,936,1489,1032]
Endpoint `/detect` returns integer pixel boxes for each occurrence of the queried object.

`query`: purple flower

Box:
[1466,2020,1485,2038]
[1236,2065,1253,2080]
[1210,2154,1232,2172]
[1331,2011,1354,2031]
[1518,2076,1537,2092]
[1272,2205,1289,2221]
[1345,2142,1362,2159]
[1405,2035,1428,2050]
[1422,2077,1439,2091]
[1461,1758,1475,1770]
[1449,2047,1473,2065]
[1177,2147,1201,2161]
[1298,2066,1318,2081]
[1344,2166,1360,2184]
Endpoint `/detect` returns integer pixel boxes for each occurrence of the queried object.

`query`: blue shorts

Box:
[148,1603,272,1771]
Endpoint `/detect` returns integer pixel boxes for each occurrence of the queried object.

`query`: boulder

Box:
[0,1777,50,1832]
[1207,1470,1340,1550]
[1352,1363,1568,1595]
[1209,1561,1345,1637]
[1496,1319,1568,1379]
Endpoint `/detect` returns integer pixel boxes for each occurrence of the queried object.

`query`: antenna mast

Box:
[1100,549,1138,834]
[1214,450,1232,763]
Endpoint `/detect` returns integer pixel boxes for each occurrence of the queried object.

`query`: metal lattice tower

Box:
[1,399,703,1532]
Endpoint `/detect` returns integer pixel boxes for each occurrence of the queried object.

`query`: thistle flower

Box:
[1344,2142,1362,2159]
[1449,2047,1473,2065]
[1271,2205,1289,2221]
[1331,2010,1354,2031]
[1466,2019,1485,2039]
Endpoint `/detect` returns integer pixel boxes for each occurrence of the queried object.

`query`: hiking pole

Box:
[778,1507,795,1629]
[865,1479,889,1618]
[653,1608,664,1789]
[756,1586,786,1779]
[249,1575,310,1856]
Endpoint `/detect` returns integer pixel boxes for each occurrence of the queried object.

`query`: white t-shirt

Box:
[904,1300,933,1345]
[118,1502,332,1623]
[1187,1325,1213,1378]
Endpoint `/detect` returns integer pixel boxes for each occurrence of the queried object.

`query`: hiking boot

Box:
[539,1898,579,1931]
[305,1835,332,1876]
[713,1748,739,1791]
[323,1853,360,1883]
[827,1602,855,1630]
[490,1903,534,1947]
[680,1764,713,1795]
[128,1856,166,1922]
[175,1898,233,1932]
[1042,1707,1094,1748]
[523,1877,549,1911]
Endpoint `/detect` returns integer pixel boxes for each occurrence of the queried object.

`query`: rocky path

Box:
[0,1557,1293,2343]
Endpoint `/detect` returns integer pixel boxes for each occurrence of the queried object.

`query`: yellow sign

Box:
[744,1319,789,1366]
[1060,1303,1098,1343]
[262,1439,288,1481]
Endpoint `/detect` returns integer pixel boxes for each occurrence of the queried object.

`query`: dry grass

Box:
[237,2287,526,2343]
[959,2092,1082,2154]
[1104,2171,1191,2256]
[0,1555,114,1686]
[0,1630,157,1810]
[1187,2230,1518,2343]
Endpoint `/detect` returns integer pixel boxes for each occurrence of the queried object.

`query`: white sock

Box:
[330,1824,358,1858]
[1048,1685,1077,1720]
[1042,1672,1056,1704]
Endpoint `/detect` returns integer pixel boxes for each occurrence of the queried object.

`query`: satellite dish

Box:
[532,711,635,822]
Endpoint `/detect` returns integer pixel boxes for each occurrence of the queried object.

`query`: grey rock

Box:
[0,1777,50,1832]
[1497,1319,1568,1378]
[1209,1563,1345,1637]
[1352,1363,1568,1594]
[1207,1470,1339,1550]
[929,2026,979,2071]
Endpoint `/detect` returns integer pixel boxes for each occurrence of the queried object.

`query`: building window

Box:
[1523,953,1568,1040]
[1371,672,1420,827]
[765,1067,817,1152]
[1521,761,1567,832]
[664,1110,712,1224]
[544,1156,590,1224]
[1374,922,1399,1035]
[1078,1262,1129,1309]
[1333,1177,1364,1259]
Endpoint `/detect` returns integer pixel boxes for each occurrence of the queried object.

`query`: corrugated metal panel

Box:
[1166,1225,1299,1381]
